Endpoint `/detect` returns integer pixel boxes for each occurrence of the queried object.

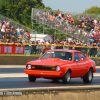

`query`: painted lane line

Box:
[0,65,25,68]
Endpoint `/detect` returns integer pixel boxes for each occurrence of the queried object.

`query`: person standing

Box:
[31,41,36,54]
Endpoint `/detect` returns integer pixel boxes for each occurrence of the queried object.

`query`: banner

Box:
[15,46,24,54]
[0,45,24,54]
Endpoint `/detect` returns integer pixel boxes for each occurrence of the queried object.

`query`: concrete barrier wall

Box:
[0,89,100,100]
[0,56,100,65]
[92,58,100,66]
[0,56,39,65]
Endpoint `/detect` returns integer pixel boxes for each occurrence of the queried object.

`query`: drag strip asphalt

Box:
[0,65,100,91]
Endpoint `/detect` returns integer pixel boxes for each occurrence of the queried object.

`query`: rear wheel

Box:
[83,69,93,83]
[28,75,36,82]
[62,70,71,84]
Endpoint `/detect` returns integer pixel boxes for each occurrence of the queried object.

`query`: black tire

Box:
[28,75,36,82]
[62,70,71,84]
[83,69,93,83]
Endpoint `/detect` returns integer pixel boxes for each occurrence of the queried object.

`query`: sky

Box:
[42,0,100,13]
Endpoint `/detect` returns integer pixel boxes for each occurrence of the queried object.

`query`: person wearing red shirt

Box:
[94,33,98,43]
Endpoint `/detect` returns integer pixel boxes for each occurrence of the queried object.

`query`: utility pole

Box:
[54,29,56,42]
[43,25,44,34]
[66,31,67,42]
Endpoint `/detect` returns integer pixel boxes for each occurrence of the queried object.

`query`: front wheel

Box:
[28,75,36,82]
[83,69,93,83]
[62,70,71,84]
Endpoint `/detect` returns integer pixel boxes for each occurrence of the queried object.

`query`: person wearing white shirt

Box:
[6,21,10,28]
[1,27,6,32]
[16,27,21,35]
[94,19,97,25]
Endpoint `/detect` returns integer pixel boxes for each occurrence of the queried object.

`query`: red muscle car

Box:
[24,49,96,84]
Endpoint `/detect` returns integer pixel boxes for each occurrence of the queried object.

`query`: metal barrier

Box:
[24,43,99,57]
[31,8,91,43]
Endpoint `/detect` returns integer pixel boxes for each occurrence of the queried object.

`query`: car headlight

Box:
[56,66,60,71]
[27,65,31,69]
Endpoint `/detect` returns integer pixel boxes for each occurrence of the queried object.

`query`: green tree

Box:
[45,6,52,10]
[0,0,45,27]
[83,6,100,14]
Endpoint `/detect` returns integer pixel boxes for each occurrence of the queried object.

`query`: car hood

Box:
[27,58,71,66]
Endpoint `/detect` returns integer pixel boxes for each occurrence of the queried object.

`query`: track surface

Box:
[0,66,100,89]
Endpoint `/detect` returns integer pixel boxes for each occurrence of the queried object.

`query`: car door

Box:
[71,52,82,78]
[78,53,89,77]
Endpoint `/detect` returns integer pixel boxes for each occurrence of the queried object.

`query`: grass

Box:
[89,56,100,58]
[0,54,100,58]
[0,54,42,57]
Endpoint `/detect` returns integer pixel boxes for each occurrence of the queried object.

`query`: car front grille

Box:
[31,65,56,71]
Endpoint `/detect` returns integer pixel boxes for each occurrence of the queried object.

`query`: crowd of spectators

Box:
[30,38,100,57]
[37,11,76,33]
[36,10,100,44]
[77,14,100,43]
[0,20,31,43]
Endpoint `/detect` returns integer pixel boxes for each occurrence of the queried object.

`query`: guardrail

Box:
[0,43,100,57]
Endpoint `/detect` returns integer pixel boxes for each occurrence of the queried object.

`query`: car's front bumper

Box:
[24,70,64,77]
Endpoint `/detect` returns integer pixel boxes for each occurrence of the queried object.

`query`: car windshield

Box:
[40,51,72,61]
